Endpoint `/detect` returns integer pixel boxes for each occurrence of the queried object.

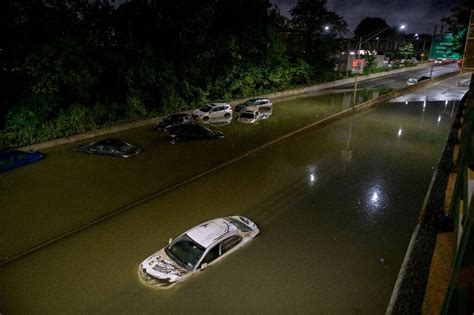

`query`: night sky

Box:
[272,0,465,34]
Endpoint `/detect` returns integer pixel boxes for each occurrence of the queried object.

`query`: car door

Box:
[213,106,223,118]
[197,235,243,270]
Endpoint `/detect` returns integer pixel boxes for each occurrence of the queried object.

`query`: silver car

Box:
[139,216,260,288]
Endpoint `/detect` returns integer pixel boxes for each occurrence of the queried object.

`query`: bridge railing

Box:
[442,83,474,314]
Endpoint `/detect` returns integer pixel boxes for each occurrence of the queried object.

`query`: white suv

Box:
[193,103,232,121]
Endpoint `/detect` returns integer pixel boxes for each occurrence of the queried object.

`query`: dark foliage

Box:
[0,0,347,149]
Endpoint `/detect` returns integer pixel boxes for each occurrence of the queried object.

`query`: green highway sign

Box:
[429,33,461,59]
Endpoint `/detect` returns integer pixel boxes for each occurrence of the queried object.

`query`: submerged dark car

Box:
[154,114,195,132]
[76,139,141,157]
[166,124,224,144]
[0,150,43,173]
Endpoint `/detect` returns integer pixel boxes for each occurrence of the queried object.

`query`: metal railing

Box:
[442,84,474,314]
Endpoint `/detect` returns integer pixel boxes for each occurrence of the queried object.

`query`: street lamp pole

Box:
[351,24,406,108]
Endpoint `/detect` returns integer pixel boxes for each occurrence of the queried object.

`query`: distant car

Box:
[139,216,260,288]
[235,98,272,113]
[434,59,442,64]
[166,124,224,144]
[154,114,195,132]
[76,139,141,157]
[0,150,43,173]
[457,58,463,67]
[406,78,418,86]
[192,103,232,121]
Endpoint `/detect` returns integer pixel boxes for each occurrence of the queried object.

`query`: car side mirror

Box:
[201,263,208,270]
[168,238,172,245]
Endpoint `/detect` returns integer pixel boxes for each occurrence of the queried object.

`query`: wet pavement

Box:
[0,73,469,313]
[339,62,460,90]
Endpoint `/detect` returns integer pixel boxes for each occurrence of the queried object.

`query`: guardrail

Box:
[386,74,473,314]
[441,79,474,314]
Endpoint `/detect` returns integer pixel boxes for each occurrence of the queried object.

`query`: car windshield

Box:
[199,106,213,112]
[245,99,257,105]
[165,234,205,271]
[240,112,255,119]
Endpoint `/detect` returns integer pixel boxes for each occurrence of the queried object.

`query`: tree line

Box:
[0,0,469,150]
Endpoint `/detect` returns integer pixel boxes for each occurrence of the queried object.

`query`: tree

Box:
[441,5,471,34]
[354,17,391,38]
[289,0,347,69]
[441,5,471,55]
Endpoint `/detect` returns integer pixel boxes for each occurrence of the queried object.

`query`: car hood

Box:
[139,249,189,287]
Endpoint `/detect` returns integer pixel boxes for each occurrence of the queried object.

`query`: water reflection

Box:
[307,165,318,187]
[364,184,387,216]
[200,116,233,127]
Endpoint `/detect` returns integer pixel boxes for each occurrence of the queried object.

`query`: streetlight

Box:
[324,25,330,31]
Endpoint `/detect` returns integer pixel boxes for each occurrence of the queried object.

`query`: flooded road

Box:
[0,89,379,260]
[0,93,462,312]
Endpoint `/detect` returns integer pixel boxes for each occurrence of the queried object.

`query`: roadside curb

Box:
[19,63,434,152]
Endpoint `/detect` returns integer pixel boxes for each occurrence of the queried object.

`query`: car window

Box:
[166,234,205,271]
[227,217,253,232]
[201,106,213,112]
[199,244,220,268]
[240,113,254,119]
[221,236,242,255]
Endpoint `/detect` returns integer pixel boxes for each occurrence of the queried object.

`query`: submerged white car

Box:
[192,103,232,121]
[237,108,273,124]
[406,78,418,86]
[139,216,260,288]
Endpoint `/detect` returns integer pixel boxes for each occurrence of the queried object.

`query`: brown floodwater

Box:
[0,95,460,313]
[0,89,380,261]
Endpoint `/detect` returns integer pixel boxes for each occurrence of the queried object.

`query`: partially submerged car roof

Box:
[186,218,238,248]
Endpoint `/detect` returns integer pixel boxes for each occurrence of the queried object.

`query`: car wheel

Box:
[224,113,230,118]
[203,116,209,121]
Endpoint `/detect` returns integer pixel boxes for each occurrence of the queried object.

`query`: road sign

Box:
[351,58,364,74]
[429,33,461,60]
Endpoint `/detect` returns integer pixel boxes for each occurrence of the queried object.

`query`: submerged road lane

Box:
[0,64,459,262]
[0,75,469,313]
[0,89,380,260]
